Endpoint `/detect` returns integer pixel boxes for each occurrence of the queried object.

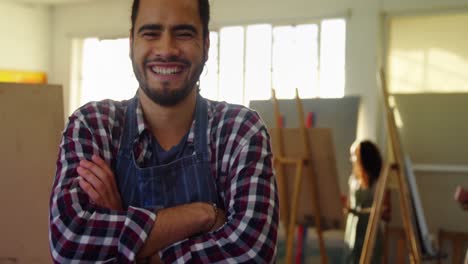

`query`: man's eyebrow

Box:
[172,24,198,34]
[137,24,163,34]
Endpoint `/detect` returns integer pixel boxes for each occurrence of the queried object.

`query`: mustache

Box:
[144,56,191,66]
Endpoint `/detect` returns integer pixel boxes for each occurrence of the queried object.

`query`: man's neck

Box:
[138,88,197,150]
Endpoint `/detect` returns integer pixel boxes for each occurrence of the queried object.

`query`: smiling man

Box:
[48,0,278,263]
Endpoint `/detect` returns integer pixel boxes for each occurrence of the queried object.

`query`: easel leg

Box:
[275,161,290,236]
[286,161,304,264]
[271,89,292,259]
[360,164,391,264]
[295,89,328,264]
[395,168,421,264]
[379,69,422,264]
[305,158,328,264]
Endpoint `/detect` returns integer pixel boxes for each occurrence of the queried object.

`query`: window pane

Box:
[245,24,272,105]
[272,26,296,99]
[200,31,219,100]
[320,19,346,98]
[272,25,319,99]
[219,27,244,104]
[295,24,319,98]
[80,38,137,106]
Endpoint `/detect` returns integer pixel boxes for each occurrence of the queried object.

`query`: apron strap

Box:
[118,96,139,158]
[194,94,209,157]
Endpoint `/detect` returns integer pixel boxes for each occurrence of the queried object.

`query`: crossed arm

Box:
[77,155,225,260]
[49,114,278,263]
[50,149,224,263]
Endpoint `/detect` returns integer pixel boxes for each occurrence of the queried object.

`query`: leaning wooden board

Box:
[0,83,64,263]
[270,127,344,229]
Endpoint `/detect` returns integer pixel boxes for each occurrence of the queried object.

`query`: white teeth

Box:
[151,67,181,75]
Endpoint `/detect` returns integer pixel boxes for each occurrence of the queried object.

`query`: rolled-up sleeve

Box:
[49,113,155,263]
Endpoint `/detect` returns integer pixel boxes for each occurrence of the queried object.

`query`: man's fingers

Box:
[89,155,119,192]
[91,155,114,177]
[78,156,123,211]
[79,159,112,190]
[79,178,102,205]
[77,166,108,196]
[149,254,164,264]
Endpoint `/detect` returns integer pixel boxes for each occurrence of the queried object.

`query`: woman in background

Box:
[343,140,383,264]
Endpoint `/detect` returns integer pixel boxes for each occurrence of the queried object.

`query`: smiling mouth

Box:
[150,66,183,75]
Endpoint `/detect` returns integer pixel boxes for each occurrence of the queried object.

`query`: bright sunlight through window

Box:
[80,38,137,106]
[79,19,346,106]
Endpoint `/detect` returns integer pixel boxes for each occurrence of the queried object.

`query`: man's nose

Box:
[156,33,181,58]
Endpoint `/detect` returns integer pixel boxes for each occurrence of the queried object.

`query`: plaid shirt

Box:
[49,95,279,263]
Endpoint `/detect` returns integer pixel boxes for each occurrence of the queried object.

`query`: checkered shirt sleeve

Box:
[48,101,156,263]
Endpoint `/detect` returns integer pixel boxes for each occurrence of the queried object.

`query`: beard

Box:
[131,50,206,107]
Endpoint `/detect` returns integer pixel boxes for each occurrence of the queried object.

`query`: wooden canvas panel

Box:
[250,97,359,193]
[270,128,344,229]
[0,83,64,263]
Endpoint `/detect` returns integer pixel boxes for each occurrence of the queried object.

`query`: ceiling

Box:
[8,0,94,5]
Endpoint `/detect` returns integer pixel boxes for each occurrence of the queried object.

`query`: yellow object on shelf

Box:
[0,70,47,84]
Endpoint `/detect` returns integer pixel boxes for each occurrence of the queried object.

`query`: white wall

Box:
[0,1,51,73]
[388,13,468,93]
[49,0,468,234]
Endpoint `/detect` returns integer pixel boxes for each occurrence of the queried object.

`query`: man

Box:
[48,0,279,262]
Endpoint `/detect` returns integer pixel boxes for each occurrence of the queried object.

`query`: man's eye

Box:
[142,32,159,38]
[177,31,194,39]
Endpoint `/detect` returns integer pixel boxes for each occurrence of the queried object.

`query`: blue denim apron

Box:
[114,95,218,211]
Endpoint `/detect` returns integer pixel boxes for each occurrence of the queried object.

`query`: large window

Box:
[200,19,346,105]
[79,19,346,106]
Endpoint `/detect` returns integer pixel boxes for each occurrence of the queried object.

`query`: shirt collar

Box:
[134,94,197,144]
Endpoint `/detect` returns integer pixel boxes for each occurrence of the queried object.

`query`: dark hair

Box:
[359,140,382,187]
[131,0,210,38]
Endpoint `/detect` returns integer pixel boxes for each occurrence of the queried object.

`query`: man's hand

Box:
[148,254,164,264]
[136,254,163,264]
[210,208,227,232]
[137,202,225,258]
[78,154,123,210]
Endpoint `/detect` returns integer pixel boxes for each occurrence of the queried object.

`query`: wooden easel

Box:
[360,70,422,264]
[271,89,328,264]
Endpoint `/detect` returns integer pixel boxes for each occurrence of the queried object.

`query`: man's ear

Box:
[204,35,210,62]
